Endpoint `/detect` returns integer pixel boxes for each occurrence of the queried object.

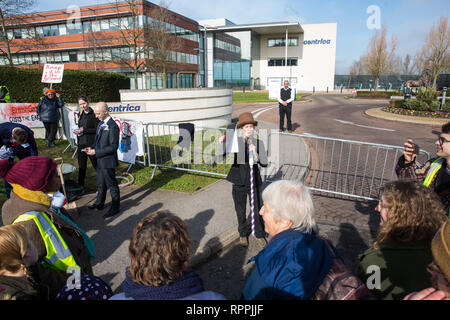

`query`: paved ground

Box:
[68,93,445,298]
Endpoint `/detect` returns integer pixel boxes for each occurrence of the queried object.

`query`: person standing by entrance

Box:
[85,102,120,219]
[278,80,294,133]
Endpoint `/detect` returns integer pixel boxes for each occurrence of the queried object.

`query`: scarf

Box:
[10,183,51,207]
[122,268,204,300]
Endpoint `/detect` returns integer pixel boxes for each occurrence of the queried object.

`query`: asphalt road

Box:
[193,93,442,300]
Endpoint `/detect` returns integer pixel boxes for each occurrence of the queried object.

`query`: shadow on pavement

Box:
[336,222,370,271]
[194,236,254,300]
[185,209,215,254]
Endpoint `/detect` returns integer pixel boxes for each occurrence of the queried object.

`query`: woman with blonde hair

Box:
[357,180,448,300]
[0,224,67,300]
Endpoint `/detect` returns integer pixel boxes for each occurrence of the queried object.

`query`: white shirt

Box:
[278,86,294,104]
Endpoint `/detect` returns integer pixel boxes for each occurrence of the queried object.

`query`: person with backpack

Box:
[357,180,447,300]
[242,180,334,300]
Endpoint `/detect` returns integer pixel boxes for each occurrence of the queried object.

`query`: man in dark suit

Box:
[85,102,120,219]
[0,122,38,160]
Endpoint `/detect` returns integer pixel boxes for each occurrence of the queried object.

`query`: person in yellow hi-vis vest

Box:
[396,122,450,217]
[0,156,93,275]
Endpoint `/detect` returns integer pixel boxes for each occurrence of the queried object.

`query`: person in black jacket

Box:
[37,88,64,148]
[72,96,99,188]
[85,102,120,219]
[221,112,268,248]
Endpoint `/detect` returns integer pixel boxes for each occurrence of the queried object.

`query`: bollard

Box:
[327,87,329,93]
[313,86,315,94]
[340,86,343,94]
[441,87,447,111]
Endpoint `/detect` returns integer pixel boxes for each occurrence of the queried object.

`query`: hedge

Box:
[357,90,401,99]
[0,66,130,103]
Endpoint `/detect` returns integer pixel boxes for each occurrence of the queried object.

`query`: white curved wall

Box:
[117,88,233,128]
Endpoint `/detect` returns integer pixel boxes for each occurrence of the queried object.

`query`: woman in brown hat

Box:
[221,112,268,248]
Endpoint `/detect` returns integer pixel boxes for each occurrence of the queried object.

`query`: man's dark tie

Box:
[94,120,104,149]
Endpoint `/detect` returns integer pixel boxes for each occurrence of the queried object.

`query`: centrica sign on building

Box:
[303,38,332,45]
[107,104,143,113]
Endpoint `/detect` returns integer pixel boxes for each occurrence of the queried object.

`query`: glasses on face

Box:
[438,135,450,146]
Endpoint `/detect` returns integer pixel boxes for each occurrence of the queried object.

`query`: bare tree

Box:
[402,54,414,74]
[362,26,397,90]
[347,62,357,88]
[415,16,450,89]
[144,1,183,88]
[0,0,45,66]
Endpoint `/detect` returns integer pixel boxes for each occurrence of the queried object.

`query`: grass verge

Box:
[233,91,307,103]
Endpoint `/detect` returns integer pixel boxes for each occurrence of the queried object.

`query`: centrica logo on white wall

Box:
[303,38,332,45]
[108,104,142,113]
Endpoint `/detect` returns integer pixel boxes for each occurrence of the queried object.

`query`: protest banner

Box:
[67,109,144,164]
[41,64,65,83]
[0,103,42,127]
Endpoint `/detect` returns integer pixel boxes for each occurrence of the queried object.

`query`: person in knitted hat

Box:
[37,88,64,148]
[0,156,93,276]
[220,112,268,248]
[404,219,450,300]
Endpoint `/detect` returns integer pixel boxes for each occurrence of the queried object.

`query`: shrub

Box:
[442,101,450,113]
[416,87,438,105]
[404,99,433,111]
[0,66,130,103]
[429,100,441,111]
[389,99,405,108]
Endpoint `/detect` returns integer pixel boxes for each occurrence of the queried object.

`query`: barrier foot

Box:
[151,166,157,180]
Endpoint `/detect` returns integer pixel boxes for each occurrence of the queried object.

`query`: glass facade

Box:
[212,30,252,87]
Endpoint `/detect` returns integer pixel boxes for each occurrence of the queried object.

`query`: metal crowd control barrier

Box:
[144,122,234,178]
[266,132,431,201]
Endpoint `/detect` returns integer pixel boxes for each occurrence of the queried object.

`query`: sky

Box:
[35,0,449,74]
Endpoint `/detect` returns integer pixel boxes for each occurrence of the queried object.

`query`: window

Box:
[109,18,119,30]
[268,37,299,47]
[13,29,22,39]
[39,54,47,64]
[53,52,62,62]
[111,48,120,60]
[50,25,59,36]
[35,26,43,37]
[101,19,110,31]
[92,20,101,32]
[25,54,32,65]
[268,57,298,67]
[83,21,92,33]
[69,51,77,62]
[66,20,82,35]
[77,51,85,62]
[32,54,39,64]
[18,55,25,65]
[103,48,112,61]
[119,17,129,29]
[58,24,67,36]
[61,52,70,62]
[86,50,94,62]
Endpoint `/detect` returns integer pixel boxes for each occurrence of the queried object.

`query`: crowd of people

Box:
[0,94,448,300]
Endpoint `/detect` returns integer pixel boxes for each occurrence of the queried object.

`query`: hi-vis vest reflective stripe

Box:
[423,157,445,187]
[0,86,11,103]
[13,211,80,272]
[422,157,450,217]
